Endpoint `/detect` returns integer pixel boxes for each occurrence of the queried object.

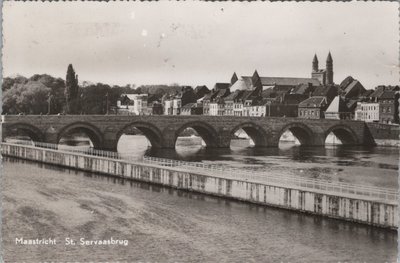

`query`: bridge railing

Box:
[3,140,398,201]
[141,156,398,201]
[6,140,127,160]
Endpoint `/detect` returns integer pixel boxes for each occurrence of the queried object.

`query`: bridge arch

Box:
[4,122,44,142]
[230,122,269,147]
[278,122,315,146]
[116,121,163,149]
[325,124,359,145]
[57,122,103,149]
[174,121,219,147]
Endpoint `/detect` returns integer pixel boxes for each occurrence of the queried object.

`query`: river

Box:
[116,135,398,189]
[1,135,398,262]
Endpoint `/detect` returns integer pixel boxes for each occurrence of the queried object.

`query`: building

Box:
[311,52,334,85]
[241,75,321,91]
[298,96,328,119]
[150,101,163,115]
[202,93,213,115]
[355,102,380,122]
[194,85,210,99]
[181,103,203,115]
[311,85,338,103]
[324,96,352,120]
[207,86,231,116]
[162,86,197,115]
[117,94,149,115]
[224,90,243,116]
[209,98,225,116]
[233,101,244,116]
[172,97,182,115]
[163,95,174,115]
[248,99,268,117]
[291,83,315,96]
[369,85,400,102]
[338,76,366,99]
[378,91,399,124]
[242,91,258,116]
[213,83,231,91]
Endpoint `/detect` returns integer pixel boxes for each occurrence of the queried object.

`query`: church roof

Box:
[242,76,320,87]
[325,96,350,113]
[256,76,320,87]
[312,86,336,97]
[230,78,252,91]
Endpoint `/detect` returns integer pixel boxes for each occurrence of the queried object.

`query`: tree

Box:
[2,81,50,114]
[65,64,79,114]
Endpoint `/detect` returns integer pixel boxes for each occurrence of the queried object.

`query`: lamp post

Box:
[267,101,271,117]
[80,93,85,115]
[105,92,109,115]
[47,94,53,115]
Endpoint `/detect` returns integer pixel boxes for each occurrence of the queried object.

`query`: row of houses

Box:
[116,71,399,124]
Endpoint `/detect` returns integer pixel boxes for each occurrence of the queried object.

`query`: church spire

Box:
[231,72,238,85]
[312,54,319,72]
[251,70,262,90]
[327,51,333,62]
[326,51,333,85]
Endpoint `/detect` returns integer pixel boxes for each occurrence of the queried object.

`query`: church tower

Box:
[312,54,319,72]
[326,52,334,85]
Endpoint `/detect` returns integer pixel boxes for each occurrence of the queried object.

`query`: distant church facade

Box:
[311,52,334,85]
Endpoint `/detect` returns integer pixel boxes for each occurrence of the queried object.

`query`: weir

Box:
[1,142,398,229]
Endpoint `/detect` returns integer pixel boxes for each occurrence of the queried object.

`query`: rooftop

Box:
[325,96,350,113]
[299,96,327,108]
[242,76,321,87]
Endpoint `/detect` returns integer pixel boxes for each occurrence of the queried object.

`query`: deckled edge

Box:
[397,2,399,262]
[0,0,4,261]
[0,1,398,263]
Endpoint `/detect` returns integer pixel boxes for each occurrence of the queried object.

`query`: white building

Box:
[355,102,380,122]
[163,99,173,115]
[172,98,182,115]
[233,102,243,116]
[209,101,225,116]
[117,94,149,115]
[249,104,267,117]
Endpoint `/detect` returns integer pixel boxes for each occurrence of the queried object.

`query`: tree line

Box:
[2,65,185,115]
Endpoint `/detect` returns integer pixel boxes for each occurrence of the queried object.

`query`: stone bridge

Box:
[1,115,376,151]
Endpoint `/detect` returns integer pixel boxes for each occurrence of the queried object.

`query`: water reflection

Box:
[116,135,398,189]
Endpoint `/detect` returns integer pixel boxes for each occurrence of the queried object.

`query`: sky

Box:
[3,1,399,89]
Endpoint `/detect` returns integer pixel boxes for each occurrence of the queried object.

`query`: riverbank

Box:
[2,143,397,229]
